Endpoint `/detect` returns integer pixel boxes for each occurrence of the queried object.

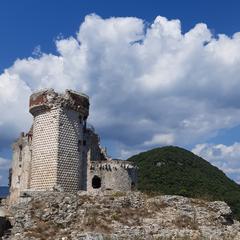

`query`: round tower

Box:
[29,89,89,191]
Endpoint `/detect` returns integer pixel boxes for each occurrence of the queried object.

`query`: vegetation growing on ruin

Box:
[128,146,240,220]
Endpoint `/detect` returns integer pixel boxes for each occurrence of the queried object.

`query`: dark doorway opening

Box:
[92,175,101,189]
[0,217,12,237]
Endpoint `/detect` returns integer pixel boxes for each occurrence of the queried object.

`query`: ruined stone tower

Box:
[29,89,89,191]
[9,89,137,203]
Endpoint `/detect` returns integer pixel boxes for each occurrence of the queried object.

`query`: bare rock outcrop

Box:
[2,191,240,240]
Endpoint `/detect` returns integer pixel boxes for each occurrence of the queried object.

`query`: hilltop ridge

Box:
[128,146,240,220]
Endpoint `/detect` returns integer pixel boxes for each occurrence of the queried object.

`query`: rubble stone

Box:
[2,191,240,240]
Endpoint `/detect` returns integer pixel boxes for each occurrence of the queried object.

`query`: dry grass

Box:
[148,200,169,211]
[83,209,112,233]
[110,207,151,226]
[111,191,127,198]
[24,220,60,240]
[173,213,198,230]
[31,200,46,209]
[77,194,94,205]
[190,198,208,208]
[144,191,163,198]
[82,197,152,231]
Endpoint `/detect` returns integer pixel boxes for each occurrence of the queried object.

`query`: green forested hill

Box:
[128,146,240,220]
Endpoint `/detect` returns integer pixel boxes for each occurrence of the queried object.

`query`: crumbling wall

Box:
[9,88,138,200]
[57,108,82,191]
[30,109,59,190]
[82,128,110,190]
[85,129,101,162]
[87,161,138,192]
[9,133,32,204]
[29,89,90,191]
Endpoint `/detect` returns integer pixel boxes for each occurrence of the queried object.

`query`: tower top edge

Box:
[31,88,89,99]
[29,88,89,116]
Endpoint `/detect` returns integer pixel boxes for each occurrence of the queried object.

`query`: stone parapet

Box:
[29,89,89,117]
[90,160,137,171]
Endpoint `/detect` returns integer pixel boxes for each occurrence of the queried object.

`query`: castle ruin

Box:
[9,89,137,203]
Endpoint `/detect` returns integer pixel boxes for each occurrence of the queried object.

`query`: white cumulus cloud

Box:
[144,133,175,146]
[1,14,240,182]
[192,142,240,180]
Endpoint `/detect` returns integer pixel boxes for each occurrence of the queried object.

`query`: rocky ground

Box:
[2,191,240,240]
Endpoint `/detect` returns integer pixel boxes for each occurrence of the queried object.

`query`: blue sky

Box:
[1,0,240,185]
[1,0,239,71]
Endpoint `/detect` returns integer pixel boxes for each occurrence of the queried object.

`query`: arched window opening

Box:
[78,140,82,152]
[83,117,87,132]
[79,115,82,124]
[92,175,101,189]
[19,145,23,162]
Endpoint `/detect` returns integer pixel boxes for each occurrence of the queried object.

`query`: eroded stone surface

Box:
[4,192,240,240]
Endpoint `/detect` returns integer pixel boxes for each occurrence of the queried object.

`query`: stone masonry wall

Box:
[9,88,137,201]
[81,129,103,191]
[57,108,82,191]
[87,161,138,192]
[29,89,89,192]
[30,108,59,190]
[10,135,32,204]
